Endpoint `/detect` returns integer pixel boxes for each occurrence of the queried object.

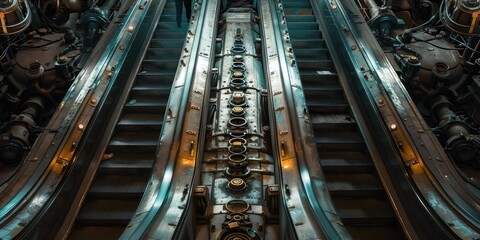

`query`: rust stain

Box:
[298,9,313,15]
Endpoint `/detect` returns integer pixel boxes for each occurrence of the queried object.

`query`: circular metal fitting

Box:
[229,131,247,138]
[228,138,248,154]
[228,117,248,129]
[231,44,246,53]
[232,214,244,221]
[230,65,246,73]
[432,62,450,80]
[232,71,244,78]
[227,178,247,193]
[228,153,248,168]
[0,0,31,35]
[230,78,247,91]
[229,91,247,107]
[407,55,418,63]
[228,144,247,154]
[226,153,250,177]
[232,62,245,66]
[217,227,259,240]
[434,62,449,73]
[26,62,44,81]
[234,55,244,62]
[231,92,245,105]
[226,212,249,220]
[228,137,247,145]
[225,167,251,179]
[225,199,250,213]
[463,0,479,7]
[231,62,245,69]
[58,55,68,63]
[231,107,245,116]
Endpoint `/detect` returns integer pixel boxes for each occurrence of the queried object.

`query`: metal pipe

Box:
[364,0,381,16]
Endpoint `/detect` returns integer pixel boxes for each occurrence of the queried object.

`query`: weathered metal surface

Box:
[119,0,220,239]
[197,7,275,239]
[258,0,352,239]
[310,0,480,238]
[0,0,152,237]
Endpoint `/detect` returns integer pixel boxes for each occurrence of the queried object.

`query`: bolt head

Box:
[408,55,418,63]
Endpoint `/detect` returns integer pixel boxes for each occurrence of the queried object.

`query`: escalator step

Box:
[310,113,356,131]
[69,226,124,240]
[76,199,138,226]
[130,85,171,99]
[88,174,149,198]
[326,173,384,197]
[284,15,315,22]
[334,198,396,225]
[291,39,326,48]
[346,226,405,240]
[117,113,163,131]
[123,98,167,113]
[108,131,158,151]
[98,151,154,175]
[320,151,373,173]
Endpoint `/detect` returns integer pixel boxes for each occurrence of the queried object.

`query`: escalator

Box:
[68,1,189,238]
[2,0,476,239]
[283,1,406,239]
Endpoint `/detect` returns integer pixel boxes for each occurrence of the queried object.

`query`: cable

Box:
[405,11,438,32]
[16,36,63,49]
[412,35,463,50]
[0,35,27,60]
[441,0,469,29]
[449,35,480,55]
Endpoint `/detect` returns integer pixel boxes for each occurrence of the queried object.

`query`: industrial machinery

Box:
[0,0,478,239]
[0,0,120,165]
[357,0,480,174]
